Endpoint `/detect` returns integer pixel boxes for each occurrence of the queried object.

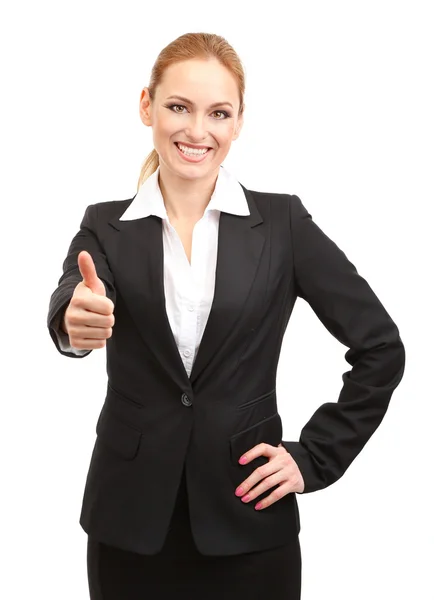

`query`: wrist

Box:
[60,314,68,334]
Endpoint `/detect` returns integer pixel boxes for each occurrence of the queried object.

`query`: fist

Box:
[62,251,115,350]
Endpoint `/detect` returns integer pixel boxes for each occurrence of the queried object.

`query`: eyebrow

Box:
[165,95,234,109]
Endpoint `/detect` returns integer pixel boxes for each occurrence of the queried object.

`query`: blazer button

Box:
[181,393,192,407]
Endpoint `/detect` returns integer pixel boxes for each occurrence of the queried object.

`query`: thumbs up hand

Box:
[62,251,115,350]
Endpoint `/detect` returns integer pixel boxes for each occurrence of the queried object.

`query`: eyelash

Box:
[165,104,231,120]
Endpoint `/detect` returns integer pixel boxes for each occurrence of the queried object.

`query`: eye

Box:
[165,104,231,119]
[212,110,231,120]
[170,104,187,114]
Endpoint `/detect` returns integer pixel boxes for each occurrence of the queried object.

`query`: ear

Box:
[232,110,244,141]
[139,88,152,127]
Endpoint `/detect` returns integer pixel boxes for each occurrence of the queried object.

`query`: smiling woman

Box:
[47,28,405,600]
[81,32,305,600]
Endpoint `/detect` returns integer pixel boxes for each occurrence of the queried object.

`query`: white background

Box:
[1,1,433,598]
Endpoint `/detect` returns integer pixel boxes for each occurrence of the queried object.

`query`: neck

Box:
[158,165,220,222]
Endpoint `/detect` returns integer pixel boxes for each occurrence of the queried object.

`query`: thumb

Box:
[78,251,106,296]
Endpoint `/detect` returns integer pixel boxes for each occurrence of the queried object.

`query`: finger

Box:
[72,288,114,317]
[239,471,284,502]
[238,442,275,465]
[78,251,106,296]
[242,442,272,461]
[235,460,280,496]
[68,322,113,349]
[78,251,97,288]
[254,482,291,510]
[70,337,107,350]
[68,323,113,339]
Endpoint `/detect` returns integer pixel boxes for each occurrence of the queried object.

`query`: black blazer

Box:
[47,184,405,556]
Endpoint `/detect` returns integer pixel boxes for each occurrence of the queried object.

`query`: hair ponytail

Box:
[137,148,159,191]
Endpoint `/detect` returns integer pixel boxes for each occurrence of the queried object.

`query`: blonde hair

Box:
[136,32,246,191]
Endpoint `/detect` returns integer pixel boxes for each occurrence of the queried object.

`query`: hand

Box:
[234,442,305,510]
[62,250,115,350]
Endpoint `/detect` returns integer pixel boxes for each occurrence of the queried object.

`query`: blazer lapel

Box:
[189,186,264,384]
[108,212,191,392]
[107,185,264,390]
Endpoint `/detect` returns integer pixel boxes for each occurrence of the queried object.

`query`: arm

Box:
[281,194,406,494]
[47,203,116,358]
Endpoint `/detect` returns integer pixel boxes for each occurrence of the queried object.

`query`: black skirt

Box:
[87,467,302,600]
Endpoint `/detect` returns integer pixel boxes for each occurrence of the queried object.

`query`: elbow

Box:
[344,327,406,390]
[376,333,406,390]
[394,336,406,385]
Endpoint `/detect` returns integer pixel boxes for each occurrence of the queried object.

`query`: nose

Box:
[184,114,209,142]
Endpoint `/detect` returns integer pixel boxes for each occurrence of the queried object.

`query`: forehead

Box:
[158,59,239,102]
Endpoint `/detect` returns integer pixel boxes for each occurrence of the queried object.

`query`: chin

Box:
[174,168,213,180]
[171,159,220,177]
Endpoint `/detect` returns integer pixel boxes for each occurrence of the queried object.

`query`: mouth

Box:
[174,142,213,162]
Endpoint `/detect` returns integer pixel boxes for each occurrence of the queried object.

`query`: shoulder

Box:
[83,197,136,220]
[243,185,309,223]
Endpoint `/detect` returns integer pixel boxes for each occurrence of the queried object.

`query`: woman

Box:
[47,32,406,600]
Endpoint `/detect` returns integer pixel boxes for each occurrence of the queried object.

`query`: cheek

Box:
[154,121,176,138]
[152,111,178,136]
[215,123,237,146]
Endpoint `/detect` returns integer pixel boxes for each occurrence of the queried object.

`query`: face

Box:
[139,58,244,182]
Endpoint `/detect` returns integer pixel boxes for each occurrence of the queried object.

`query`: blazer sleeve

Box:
[47,202,116,358]
[281,194,406,494]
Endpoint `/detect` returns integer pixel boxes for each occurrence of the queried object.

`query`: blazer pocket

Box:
[236,388,276,411]
[229,412,283,487]
[96,406,142,460]
[107,382,143,409]
[230,412,283,464]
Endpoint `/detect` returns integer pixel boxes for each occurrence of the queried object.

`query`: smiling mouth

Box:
[174,142,213,158]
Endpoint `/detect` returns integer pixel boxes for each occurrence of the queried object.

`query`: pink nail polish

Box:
[255,502,262,510]
[239,456,247,464]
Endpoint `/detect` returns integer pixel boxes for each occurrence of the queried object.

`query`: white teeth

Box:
[177,143,209,156]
